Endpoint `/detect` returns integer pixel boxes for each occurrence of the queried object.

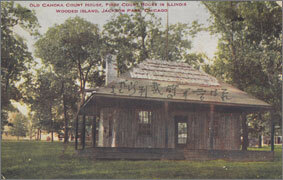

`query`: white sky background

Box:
[13,1,219,116]
[16,1,218,58]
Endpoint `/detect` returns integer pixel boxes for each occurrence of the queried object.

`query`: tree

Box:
[27,112,40,140]
[35,17,99,142]
[35,17,103,106]
[102,7,204,74]
[1,1,39,131]
[53,72,79,143]
[9,112,28,140]
[22,67,78,143]
[32,70,59,142]
[202,1,282,145]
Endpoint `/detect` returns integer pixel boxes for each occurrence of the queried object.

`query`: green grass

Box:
[1,141,282,179]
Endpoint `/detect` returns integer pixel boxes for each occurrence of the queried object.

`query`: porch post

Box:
[92,116,97,147]
[258,112,262,148]
[242,113,248,151]
[209,104,215,150]
[164,101,169,148]
[75,115,79,150]
[82,115,86,149]
[270,110,275,152]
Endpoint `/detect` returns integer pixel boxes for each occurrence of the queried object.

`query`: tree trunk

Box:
[141,32,148,61]
[50,105,54,142]
[75,64,87,150]
[51,130,54,142]
[60,82,69,143]
[37,128,40,140]
[63,94,69,143]
[17,135,19,141]
[82,115,86,149]
[75,116,79,150]
[270,110,275,151]
[39,129,41,140]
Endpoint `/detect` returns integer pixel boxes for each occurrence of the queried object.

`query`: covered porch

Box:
[75,95,275,161]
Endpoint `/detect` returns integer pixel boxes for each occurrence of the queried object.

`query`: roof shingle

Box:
[87,59,271,108]
[126,59,220,86]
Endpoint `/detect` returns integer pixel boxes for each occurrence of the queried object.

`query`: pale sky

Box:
[13,1,219,116]
[16,1,218,58]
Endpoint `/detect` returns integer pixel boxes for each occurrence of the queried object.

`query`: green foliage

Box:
[35,17,103,102]
[202,1,282,134]
[1,1,39,36]
[1,1,39,129]
[9,113,28,139]
[184,52,207,70]
[29,70,59,132]
[102,8,203,73]
[1,141,282,179]
[21,67,79,140]
[34,17,98,141]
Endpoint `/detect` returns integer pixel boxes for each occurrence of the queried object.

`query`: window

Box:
[137,110,152,136]
[175,116,188,147]
[177,122,187,144]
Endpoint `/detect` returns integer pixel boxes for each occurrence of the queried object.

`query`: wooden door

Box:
[175,115,188,148]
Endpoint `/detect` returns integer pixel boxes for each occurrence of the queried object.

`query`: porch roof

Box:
[80,59,271,112]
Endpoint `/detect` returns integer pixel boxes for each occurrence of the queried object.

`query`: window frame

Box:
[174,115,188,148]
[137,110,153,136]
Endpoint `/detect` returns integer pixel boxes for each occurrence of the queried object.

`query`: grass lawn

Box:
[1,141,282,179]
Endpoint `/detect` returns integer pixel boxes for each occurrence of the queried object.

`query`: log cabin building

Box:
[76,55,275,161]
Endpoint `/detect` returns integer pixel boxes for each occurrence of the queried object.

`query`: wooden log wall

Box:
[97,100,241,150]
[173,111,210,150]
[213,112,241,150]
[97,101,177,148]
[171,111,241,150]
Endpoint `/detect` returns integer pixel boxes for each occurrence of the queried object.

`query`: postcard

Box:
[1,1,282,179]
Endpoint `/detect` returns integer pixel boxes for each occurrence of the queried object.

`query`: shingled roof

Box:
[84,59,271,109]
[124,59,220,86]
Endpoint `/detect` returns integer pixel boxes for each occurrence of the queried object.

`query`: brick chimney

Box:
[105,54,118,85]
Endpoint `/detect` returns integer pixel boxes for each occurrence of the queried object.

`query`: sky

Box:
[16,1,218,58]
[13,1,219,116]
